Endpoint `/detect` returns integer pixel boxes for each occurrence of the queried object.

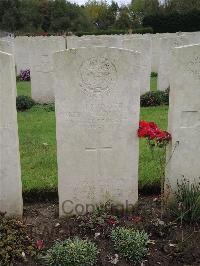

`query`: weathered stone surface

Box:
[14,36,30,75]
[183,31,200,45]
[123,38,152,94]
[158,35,189,91]
[0,52,23,216]
[165,44,200,199]
[67,36,151,95]
[0,38,14,55]
[151,35,160,73]
[30,36,66,103]
[67,35,123,49]
[54,47,140,216]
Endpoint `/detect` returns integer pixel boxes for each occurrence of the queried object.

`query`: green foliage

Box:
[43,238,98,266]
[16,95,35,111]
[0,0,154,33]
[16,75,21,82]
[1,0,200,33]
[0,0,22,31]
[140,89,169,107]
[85,0,118,30]
[169,178,200,223]
[162,0,200,14]
[0,0,92,33]
[115,6,133,29]
[111,227,149,263]
[40,103,55,112]
[78,203,119,230]
[130,0,160,26]
[151,72,158,77]
[143,10,200,33]
[16,81,168,195]
[75,27,153,36]
[0,213,36,265]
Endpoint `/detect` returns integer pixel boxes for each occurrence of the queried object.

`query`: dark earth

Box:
[12,195,200,266]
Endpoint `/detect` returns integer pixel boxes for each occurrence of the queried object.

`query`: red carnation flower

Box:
[138,120,171,145]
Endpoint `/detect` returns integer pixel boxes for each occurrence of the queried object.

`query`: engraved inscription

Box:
[186,56,200,80]
[79,56,117,94]
[34,54,53,73]
[85,146,112,177]
[65,102,129,125]
[180,111,200,128]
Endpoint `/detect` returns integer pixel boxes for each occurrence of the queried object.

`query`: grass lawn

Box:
[150,76,157,91]
[17,81,31,97]
[139,106,168,190]
[17,77,168,194]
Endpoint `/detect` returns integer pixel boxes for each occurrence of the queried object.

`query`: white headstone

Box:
[0,52,23,216]
[67,35,123,49]
[158,36,189,91]
[122,38,152,95]
[183,31,200,45]
[54,47,140,216]
[30,36,66,103]
[0,39,14,55]
[14,36,30,75]
[165,44,200,198]
[151,34,161,73]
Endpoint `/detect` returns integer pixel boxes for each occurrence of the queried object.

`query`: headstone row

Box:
[1,32,200,103]
[0,41,200,217]
[0,51,23,216]
[165,44,200,197]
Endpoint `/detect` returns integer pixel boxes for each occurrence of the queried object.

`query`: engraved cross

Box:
[85,146,112,177]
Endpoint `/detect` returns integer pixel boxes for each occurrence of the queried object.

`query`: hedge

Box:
[75,27,153,36]
[143,10,200,33]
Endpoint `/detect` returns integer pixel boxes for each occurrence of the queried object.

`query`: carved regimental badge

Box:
[79,56,117,95]
[186,56,200,81]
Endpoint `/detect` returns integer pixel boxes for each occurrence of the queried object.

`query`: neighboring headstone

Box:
[0,38,14,55]
[150,32,183,74]
[151,34,161,73]
[67,35,122,49]
[14,36,30,75]
[54,47,141,216]
[123,38,152,95]
[30,36,66,103]
[0,31,14,38]
[158,36,189,91]
[183,31,200,45]
[165,44,200,199]
[0,52,23,216]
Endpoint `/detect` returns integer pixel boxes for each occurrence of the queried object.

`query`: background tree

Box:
[115,6,133,30]
[129,0,160,26]
[0,0,22,31]
[0,0,199,34]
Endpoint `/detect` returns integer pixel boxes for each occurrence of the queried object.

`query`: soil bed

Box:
[16,196,200,265]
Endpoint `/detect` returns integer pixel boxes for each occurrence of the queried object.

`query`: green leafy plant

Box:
[151,72,158,77]
[16,75,21,82]
[169,178,200,223]
[41,103,55,112]
[43,238,98,266]
[140,89,169,107]
[111,227,149,264]
[0,213,36,265]
[16,95,35,111]
[78,203,118,230]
